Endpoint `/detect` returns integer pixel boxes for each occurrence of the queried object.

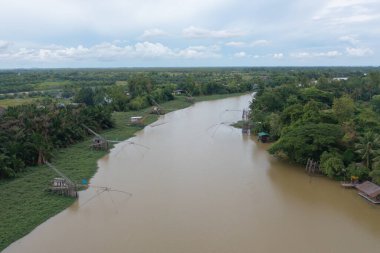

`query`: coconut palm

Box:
[355,132,380,170]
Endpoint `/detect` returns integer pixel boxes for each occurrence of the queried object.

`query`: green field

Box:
[0,97,43,108]
[34,81,71,91]
[0,93,244,251]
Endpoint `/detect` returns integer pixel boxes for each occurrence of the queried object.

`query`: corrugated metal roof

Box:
[356,181,380,198]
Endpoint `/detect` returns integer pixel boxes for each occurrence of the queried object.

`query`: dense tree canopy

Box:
[249,68,380,182]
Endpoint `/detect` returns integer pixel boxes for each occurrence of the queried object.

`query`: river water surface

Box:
[4,94,380,253]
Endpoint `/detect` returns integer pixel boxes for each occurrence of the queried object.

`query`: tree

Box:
[332,95,355,123]
[269,123,343,164]
[371,95,380,113]
[268,113,282,139]
[370,164,380,184]
[355,132,380,170]
[320,152,346,179]
[74,87,94,106]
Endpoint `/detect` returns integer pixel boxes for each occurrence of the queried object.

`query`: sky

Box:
[0,0,379,68]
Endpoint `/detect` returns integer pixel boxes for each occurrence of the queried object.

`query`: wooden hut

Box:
[257,132,270,143]
[130,116,144,125]
[91,137,109,150]
[356,181,380,204]
[50,178,77,197]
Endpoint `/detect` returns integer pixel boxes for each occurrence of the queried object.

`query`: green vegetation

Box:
[249,69,380,182]
[0,97,42,107]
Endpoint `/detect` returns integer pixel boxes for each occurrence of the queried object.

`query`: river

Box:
[4,94,380,253]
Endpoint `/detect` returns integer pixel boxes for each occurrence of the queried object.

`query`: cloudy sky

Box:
[0,0,379,68]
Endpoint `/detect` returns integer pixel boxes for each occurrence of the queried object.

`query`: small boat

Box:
[340,181,359,188]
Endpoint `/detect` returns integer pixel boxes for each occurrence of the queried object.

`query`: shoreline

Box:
[0,92,246,252]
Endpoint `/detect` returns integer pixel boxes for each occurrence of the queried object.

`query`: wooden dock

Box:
[305,158,321,174]
[358,192,380,204]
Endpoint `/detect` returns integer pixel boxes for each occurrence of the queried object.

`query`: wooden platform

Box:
[358,192,380,204]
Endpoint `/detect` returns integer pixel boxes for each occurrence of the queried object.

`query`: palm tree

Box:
[355,132,380,170]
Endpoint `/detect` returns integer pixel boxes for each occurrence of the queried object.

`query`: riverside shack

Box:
[356,181,380,204]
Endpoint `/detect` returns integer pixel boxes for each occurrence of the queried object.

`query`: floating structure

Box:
[356,181,380,204]
[257,132,269,142]
[305,158,321,174]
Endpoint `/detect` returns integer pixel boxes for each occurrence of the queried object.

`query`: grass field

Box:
[34,81,71,91]
[0,97,43,108]
[0,93,245,251]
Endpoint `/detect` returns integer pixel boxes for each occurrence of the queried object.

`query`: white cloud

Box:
[182,26,246,39]
[234,51,247,58]
[225,41,245,47]
[290,51,342,58]
[313,0,380,25]
[225,39,270,47]
[0,0,233,37]
[177,45,221,58]
[273,53,284,59]
[346,47,373,56]
[339,35,359,45]
[0,40,12,51]
[139,29,168,39]
[134,42,173,58]
[0,41,223,62]
[250,40,270,47]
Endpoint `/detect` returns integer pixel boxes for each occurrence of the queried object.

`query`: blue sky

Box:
[0,0,379,68]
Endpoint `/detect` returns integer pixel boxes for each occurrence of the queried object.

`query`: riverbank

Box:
[0,92,245,252]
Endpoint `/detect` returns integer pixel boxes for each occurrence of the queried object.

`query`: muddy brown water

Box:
[4,94,380,253]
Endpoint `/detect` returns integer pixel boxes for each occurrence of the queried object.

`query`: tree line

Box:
[250,71,380,183]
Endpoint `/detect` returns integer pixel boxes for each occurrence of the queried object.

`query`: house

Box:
[356,181,380,204]
[173,89,184,95]
[332,77,349,81]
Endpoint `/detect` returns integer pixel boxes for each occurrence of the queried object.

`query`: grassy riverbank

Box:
[0,92,245,251]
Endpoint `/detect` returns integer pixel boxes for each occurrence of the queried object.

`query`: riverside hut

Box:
[356,181,380,204]
[91,137,109,150]
[258,132,270,143]
[130,116,143,125]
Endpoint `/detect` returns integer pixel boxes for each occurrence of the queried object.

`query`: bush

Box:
[320,152,346,179]
[347,163,369,181]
